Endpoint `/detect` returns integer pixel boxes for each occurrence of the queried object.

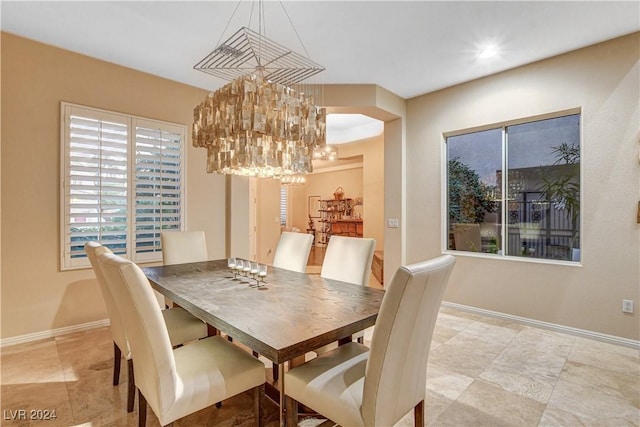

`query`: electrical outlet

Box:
[622,299,634,314]
[387,218,399,228]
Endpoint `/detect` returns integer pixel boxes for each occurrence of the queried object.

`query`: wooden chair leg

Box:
[414,400,424,427]
[254,384,265,427]
[127,359,135,413]
[138,389,147,427]
[285,395,298,427]
[272,362,279,382]
[113,342,121,386]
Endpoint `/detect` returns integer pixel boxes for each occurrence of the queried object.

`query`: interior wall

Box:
[333,135,385,248]
[406,33,640,340]
[291,167,363,239]
[255,178,282,264]
[287,135,385,253]
[0,33,226,339]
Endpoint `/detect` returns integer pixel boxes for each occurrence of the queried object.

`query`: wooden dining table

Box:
[142,259,385,426]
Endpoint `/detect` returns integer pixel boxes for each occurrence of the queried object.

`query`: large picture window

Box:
[446,113,581,262]
[61,103,186,269]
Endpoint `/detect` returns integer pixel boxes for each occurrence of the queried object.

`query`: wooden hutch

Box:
[316,198,363,245]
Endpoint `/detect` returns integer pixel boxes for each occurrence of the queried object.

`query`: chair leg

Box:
[138,389,147,427]
[113,342,121,386]
[285,394,298,427]
[272,362,279,382]
[414,400,424,427]
[127,359,135,413]
[254,384,265,427]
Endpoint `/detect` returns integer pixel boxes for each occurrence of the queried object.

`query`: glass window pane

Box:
[446,128,502,254]
[506,114,580,261]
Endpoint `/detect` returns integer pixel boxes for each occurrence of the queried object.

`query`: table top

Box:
[143,259,384,364]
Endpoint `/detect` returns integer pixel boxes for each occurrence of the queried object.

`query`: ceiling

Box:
[2,1,638,100]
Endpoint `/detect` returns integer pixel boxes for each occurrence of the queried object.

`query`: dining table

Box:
[142,259,385,426]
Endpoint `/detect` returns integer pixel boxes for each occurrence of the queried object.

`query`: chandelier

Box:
[280,175,306,186]
[192,9,326,178]
[312,144,339,161]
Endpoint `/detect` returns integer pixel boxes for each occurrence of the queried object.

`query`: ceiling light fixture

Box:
[192,2,326,178]
[280,175,306,186]
[478,45,498,59]
[312,144,339,161]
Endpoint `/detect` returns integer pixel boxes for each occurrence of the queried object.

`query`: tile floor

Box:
[1,307,638,426]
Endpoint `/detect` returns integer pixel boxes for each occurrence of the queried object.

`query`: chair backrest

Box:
[272,231,314,273]
[362,255,456,426]
[321,236,376,286]
[452,223,481,252]
[160,231,208,265]
[98,251,177,418]
[84,242,129,357]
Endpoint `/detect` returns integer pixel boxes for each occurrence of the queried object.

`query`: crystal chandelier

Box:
[192,9,326,178]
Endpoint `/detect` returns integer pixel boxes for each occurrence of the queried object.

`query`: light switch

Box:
[387,218,399,228]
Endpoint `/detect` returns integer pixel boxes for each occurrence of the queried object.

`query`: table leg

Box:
[279,363,286,427]
[338,335,353,346]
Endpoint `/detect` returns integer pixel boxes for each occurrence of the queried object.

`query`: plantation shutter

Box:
[133,119,185,262]
[61,103,186,270]
[62,105,129,268]
[280,186,287,226]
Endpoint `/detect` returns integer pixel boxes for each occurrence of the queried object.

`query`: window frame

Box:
[60,102,187,270]
[441,108,583,266]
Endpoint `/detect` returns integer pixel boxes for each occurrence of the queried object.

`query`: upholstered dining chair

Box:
[272,231,314,273]
[98,251,266,427]
[317,235,376,350]
[285,255,456,427]
[321,235,376,286]
[159,230,209,310]
[84,242,208,413]
[160,230,208,265]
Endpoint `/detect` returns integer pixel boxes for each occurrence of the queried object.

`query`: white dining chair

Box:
[160,230,209,309]
[317,236,376,350]
[160,231,208,265]
[285,255,456,427]
[321,235,376,287]
[97,251,266,427]
[272,231,314,273]
[84,242,208,413]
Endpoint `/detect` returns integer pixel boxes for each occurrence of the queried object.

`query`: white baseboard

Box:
[441,302,640,350]
[1,319,110,348]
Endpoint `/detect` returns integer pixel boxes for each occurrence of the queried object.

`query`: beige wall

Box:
[255,177,282,264]
[296,166,364,245]
[406,33,640,340]
[287,134,385,251]
[0,33,227,339]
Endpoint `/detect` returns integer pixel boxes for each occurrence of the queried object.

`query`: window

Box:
[280,186,287,226]
[61,103,185,269]
[446,113,580,262]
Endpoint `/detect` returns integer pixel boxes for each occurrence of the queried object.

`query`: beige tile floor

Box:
[1,307,638,426]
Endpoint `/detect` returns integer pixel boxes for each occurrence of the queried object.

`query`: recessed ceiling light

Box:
[478,45,498,59]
